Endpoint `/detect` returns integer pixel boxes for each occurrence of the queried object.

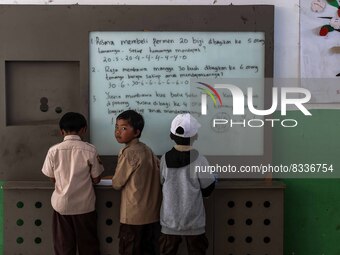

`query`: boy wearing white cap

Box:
[159,113,216,255]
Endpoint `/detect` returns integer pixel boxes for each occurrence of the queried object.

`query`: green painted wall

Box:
[274,109,340,255]
[0,109,340,255]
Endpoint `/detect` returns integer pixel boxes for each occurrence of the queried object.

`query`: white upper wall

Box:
[0,0,299,79]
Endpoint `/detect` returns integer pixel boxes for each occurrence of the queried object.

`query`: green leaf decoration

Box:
[326,0,339,8]
[325,24,335,31]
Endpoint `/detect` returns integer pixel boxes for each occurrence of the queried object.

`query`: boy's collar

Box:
[63,135,81,141]
[125,138,139,146]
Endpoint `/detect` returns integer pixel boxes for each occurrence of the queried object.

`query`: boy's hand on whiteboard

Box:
[96,176,113,186]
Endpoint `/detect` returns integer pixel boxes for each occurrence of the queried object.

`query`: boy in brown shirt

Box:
[112,110,162,255]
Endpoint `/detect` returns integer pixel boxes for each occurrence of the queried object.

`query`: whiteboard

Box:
[89,31,265,155]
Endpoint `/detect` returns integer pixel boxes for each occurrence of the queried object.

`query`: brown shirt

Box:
[112,138,161,225]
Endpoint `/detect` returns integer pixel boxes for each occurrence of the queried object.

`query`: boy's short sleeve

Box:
[112,150,139,190]
[89,152,104,178]
[41,149,55,178]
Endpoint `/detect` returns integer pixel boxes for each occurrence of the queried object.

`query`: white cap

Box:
[170,113,201,138]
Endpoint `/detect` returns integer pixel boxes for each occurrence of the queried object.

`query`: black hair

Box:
[59,112,87,132]
[117,110,144,138]
[170,127,197,145]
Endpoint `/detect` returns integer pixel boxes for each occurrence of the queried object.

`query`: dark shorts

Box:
[159,233,209,255]
[52,210,100,255]
[118,222,161,255]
